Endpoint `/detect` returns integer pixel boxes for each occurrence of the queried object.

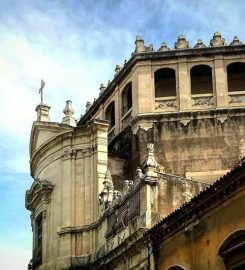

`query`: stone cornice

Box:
[78,45,245,126]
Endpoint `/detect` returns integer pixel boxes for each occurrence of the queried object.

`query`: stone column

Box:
[214,57,228,107]
[178,61,191,110]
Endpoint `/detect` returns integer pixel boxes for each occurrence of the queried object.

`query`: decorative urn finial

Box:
[210,32,225,47]
[174,35,189,49]
[62,100,76,127]
[230,36,243,46]
[158,42,169,51]
[135,35,146,53]
[194,39,207,48]
[142,143,159,178]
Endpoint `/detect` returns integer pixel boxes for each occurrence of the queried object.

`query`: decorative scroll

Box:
[229,94,245,103]
[155,99,177,109]
[192,96,214,106]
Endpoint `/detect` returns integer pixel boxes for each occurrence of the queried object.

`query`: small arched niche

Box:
[155,68,176,97]
[121,82,132,116]
[105,101,115,130]
[218,230,245,269]
[227,62,245,92]
[191,65,213,95]
[168,266,185,270]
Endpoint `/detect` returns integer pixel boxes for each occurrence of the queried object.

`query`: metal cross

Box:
[39,79,45,103]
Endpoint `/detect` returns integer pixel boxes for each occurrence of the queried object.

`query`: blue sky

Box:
[0,0,244,268]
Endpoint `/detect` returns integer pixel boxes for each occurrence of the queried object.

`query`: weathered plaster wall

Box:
[156,188,245,270]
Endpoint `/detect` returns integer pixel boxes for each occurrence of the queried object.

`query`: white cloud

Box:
[0,244,31,270]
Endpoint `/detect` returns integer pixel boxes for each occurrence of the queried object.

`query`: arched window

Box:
[105,102,115,130]
[227,62,245,92]
[218,230,245,269]
[191,65,213,95]
[121,82,132,116]
[155,68,176,97]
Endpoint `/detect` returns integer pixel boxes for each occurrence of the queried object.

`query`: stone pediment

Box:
[25,179,54,211]
[30,121,73,158]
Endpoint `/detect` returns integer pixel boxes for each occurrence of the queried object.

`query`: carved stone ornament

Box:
[62,148,77,160]
[85,101,91,112]
[134,167,145,183]
[158,42,170,52]
[192,96,214,106]
[114,65,122,76]
[180,119,191,126]
[142,143,158,178]
[99,83,106,95]
[217,116,228,124]
[229,95,245,103]
[174,35,189,49]
[99,170,114,212]
[230,36,243,46]
[155,99,177,109]
[210,32,225,47]
[194,39,207,49]
[123,180,131,195]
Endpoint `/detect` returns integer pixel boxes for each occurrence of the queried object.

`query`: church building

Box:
[26,32,245,270]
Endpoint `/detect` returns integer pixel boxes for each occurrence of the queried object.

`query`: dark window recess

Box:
[155,68,176,97]
[218,230,245,270]
[32,215,43,268]
[191,65,213,94]
[105,102,115,129]
[227,62,245,92]
[122,82,132,116]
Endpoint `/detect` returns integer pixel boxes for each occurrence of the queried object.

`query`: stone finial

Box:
[99,84,106,95]
[158,42,169,52]
[142,143,159,178]
[107,80,111,86]
[114,65,122,76]
[62,100,76,126]
[124,59,127,65]
[135,167,144,183]
[123,180,130,195]
[210,32,225,47]
[194,39,207,49]
[85,101,91,112]
[35,103,50,122]
[113,190,122,204]
[230,36,243,46]
[174,35,189,49]
[135,35,146,53]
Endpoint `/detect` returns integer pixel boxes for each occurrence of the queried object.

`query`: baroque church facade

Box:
[26,32,245,270]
